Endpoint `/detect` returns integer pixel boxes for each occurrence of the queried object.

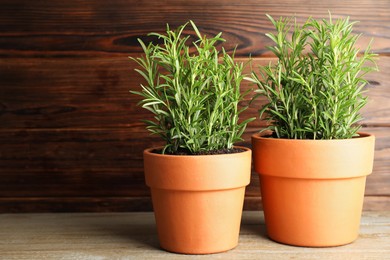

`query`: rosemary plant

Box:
[248,14,378,139]
[131,21,254,154]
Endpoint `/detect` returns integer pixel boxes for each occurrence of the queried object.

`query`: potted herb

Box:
[130,21,254,254]
[247,14,378,247]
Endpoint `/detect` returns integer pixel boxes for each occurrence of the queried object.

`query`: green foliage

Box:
[247,14,378,139]
[131,21,254,154]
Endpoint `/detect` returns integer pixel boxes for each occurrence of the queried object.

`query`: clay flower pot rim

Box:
[251,131,375,179]
[144,145,252,192]
[144,145,250,158]
[253,131,372,142]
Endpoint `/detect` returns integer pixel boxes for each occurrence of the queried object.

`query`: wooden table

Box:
[1,211,389,259]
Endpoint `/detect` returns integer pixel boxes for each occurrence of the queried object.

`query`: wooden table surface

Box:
[1,211,389,259]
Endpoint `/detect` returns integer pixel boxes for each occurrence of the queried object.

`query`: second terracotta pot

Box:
[252,132,375,247]
[144,146,251,254]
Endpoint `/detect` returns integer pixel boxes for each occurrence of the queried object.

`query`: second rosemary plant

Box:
[131,21,254,154]
[247,14,378,139]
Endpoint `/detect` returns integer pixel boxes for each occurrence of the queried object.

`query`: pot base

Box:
[260,175,367,247]
[152,187,245,254]
[267,236,357,248]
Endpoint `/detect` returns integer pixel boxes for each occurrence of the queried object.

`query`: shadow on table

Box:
[91,212,269,253]
[239,211,269,239]
[87,213,161,251]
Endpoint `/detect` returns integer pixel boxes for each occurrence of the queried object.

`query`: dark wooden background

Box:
[0,0,389,212]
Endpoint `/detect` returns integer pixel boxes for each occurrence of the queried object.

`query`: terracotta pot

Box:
[144,146,251,254]
[252,132,375,247]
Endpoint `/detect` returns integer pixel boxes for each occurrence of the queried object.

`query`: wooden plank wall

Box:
[0,0,389,212]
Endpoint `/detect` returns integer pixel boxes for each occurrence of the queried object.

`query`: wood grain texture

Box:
[0,0,389,57]
[0,195,388,213]
[0,197,153,213]
[0,211,389,259]
[0,0,389,212]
